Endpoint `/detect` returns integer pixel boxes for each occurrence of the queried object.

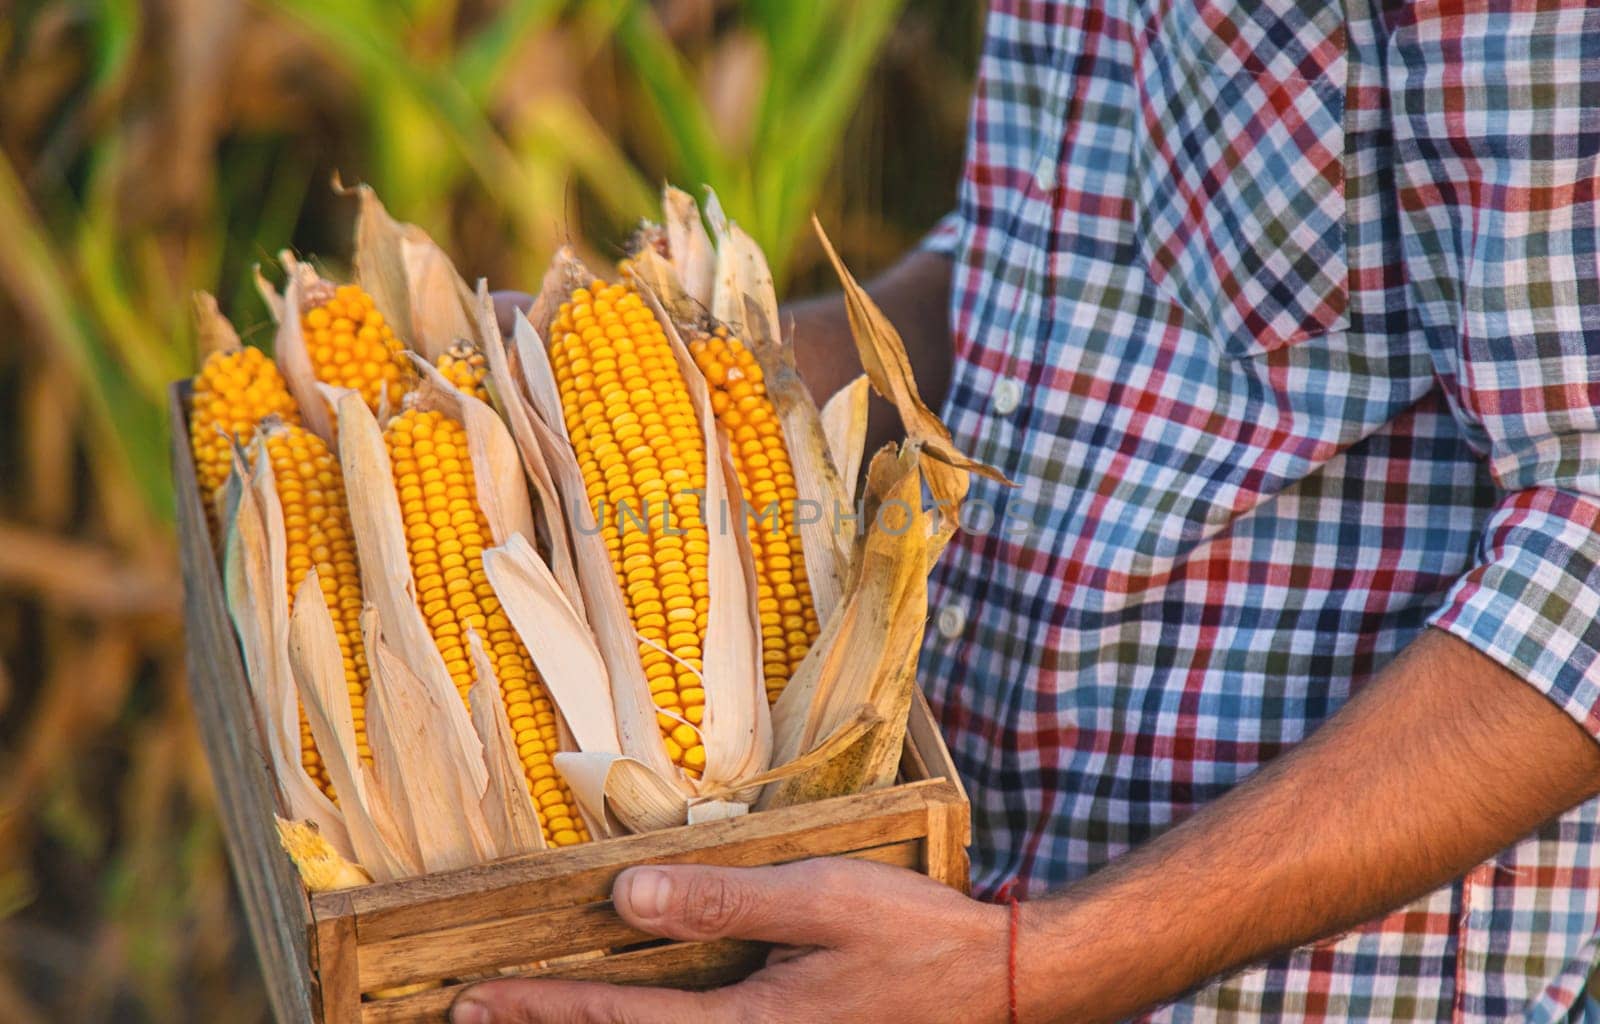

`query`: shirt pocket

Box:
[1131,0,1350,359]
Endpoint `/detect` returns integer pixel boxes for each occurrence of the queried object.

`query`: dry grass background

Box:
[0,1,978,1019]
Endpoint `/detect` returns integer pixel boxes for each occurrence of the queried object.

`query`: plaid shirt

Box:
[919,0,1600,1019]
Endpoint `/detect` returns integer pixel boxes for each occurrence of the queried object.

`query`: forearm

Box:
[788,249,954,452]
[1022,627,1600,1023]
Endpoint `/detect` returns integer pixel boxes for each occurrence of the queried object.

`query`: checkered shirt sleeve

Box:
[1394,4,1600,741]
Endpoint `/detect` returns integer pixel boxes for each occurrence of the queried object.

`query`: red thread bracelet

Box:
[994,880,1021,1024]
[1007,893,1021,1024]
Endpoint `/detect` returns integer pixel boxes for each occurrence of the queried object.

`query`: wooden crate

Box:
[170,383,971,1024]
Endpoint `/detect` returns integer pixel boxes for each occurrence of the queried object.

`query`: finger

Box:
[612,859,871,946]
[491,290,536,338]
[451,977,732,1024]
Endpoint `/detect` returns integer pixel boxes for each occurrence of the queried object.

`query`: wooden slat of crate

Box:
[332,779,943,945]
[169,383,318,1024]
[358,939,769,1024]
[907,689,966,805]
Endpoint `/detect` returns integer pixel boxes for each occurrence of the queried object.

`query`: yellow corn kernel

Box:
[549,280,708,775]
[262,422,370,799]
[686,326,820,702]
[191,346,301,514]
[435,340,491,402]
[301,282,415,415]
[384,407,588,846]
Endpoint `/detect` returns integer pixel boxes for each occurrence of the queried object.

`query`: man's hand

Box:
[450,857,1009,1024]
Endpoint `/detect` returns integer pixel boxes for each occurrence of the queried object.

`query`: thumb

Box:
[613,859,860,946]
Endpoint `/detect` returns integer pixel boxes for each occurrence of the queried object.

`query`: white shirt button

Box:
[936,604,967,640]
[992,377,1023,416]
[1034,155,1057,192]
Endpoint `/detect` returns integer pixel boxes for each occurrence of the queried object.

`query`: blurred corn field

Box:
[0,1,978,1019]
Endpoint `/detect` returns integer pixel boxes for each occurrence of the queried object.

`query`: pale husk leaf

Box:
[358,632,420,868]
[686,801,747,824]
[697,702,880,801]
[819,374,871,506]
[511,309,568,441]
[222,448,351,855]
[482,535,622,758]
[286,571,417,880]
[709,219,778,343]
[193,292,241,357]
[466,630,546,856]
[551,753,621,838]
[472,281,584,611]
[811,217,1008,509]
[253,265,286,324]
[763,447,934,807]
[341,177,477,361]
[334,390,462,709]
[554,752,689,834]
[272,255,336,444]
[663,185,715,308]
[362,609,496,873]
[623,247,699,325]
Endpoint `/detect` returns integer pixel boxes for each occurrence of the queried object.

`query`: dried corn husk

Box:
[193,291,241,358]
[472,281,585,613]
[481,535,621,760]
[222,445,352,857]
[663,185,716,309]
[266,256,337,443]
[467,630,547,854]
[811,217,1012,541]
[819,375,870,506]
[340,176,478,362]
[362,607,500,871]
[763,447,935,807]
[755,222,1008,807]
[286,570,417,880]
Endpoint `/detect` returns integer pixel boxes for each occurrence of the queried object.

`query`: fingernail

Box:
[451,998,489,1024]
[623,867,673,919]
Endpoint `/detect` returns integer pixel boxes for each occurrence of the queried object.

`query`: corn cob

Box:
[300,282,415,415]
[435,340,490,402]
[686,327,819,701]
[276,817,371,890]
[261,420,371,798]
[191,347,302,508]
[383,407,588,846]
[548,281,710,776]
